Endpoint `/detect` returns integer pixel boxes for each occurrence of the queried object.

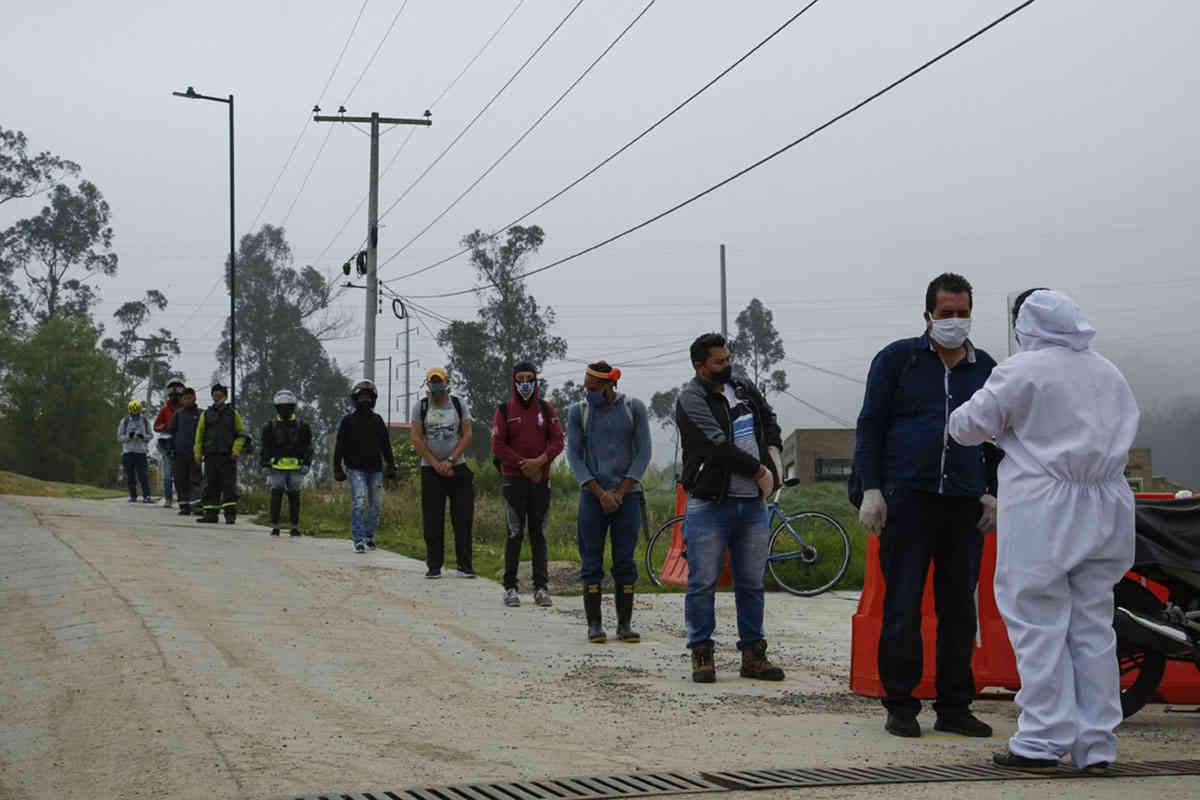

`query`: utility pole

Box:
[719,243,728,338]
[314,109,430,383]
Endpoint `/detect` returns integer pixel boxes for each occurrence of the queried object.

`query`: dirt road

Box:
[1,495,1196,800]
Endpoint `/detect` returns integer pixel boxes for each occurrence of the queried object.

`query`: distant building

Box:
[781,428,857,484]
[1124,447,1183,493]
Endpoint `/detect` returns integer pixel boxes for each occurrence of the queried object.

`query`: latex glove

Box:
[261,467,272,477]
[768,446,784,491]
[755,465,775,498]
[333,466,347,482]
[300,465,311,476]
[859,488,887,535]
[978,494,998,532]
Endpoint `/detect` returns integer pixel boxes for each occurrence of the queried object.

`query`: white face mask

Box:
[928,316,972,349]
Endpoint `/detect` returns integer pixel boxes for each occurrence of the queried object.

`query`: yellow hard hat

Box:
[128,400,143,414]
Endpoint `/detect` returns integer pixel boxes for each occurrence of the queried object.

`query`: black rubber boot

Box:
[287,490,301,528]
[269,489,284,531]
[177,503,191,516]
[584,584,606,643]
[196,508,219,523]
[615,584,641,643]
[224,509,236,525]
[270,528,281,536]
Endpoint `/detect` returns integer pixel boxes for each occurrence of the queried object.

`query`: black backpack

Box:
[492,398,553,472]
[419,395,465,426]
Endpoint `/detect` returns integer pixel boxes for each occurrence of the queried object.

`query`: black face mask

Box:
[710,366,734,384]
[355,399,375,411]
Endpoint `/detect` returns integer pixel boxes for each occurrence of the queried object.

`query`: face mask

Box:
[355,400,374,410]
[586,390,607,408]
[929,317,972,349]
[429,383,448,397]
[516,380,536,401]
[710,365,734,384]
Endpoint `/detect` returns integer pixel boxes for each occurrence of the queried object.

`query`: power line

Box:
[383,0,825,285]
[784,357,865,385]
[381,0,658,265]
[403,0,1039,300]
[374,0,587,226]
[340,0,413,101]
[780,389,853,427]
[307,0,528,270]
[248,0,372,232]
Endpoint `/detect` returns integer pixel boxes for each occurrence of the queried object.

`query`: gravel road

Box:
[1,495,1196,800]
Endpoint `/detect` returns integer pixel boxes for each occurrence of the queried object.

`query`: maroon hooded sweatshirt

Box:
[491,377,564,482]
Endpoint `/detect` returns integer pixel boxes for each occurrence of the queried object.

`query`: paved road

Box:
[1,495,1196,800]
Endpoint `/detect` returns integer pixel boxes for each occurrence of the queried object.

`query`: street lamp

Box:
[172,85,237,408]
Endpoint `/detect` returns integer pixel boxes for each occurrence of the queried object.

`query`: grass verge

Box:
[0,470,127,500]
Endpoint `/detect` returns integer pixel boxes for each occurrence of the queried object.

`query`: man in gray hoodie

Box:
[118,400,154,503]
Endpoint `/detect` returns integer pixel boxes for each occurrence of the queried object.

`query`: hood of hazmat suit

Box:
[947,289,1140,767]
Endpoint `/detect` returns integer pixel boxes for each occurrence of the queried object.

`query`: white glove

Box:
[767,446,784,492]
[978,494,997,532]
[756,465,775,498]
[859,488,887,535]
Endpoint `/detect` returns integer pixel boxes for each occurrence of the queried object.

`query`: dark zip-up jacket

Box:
[333,407,396,473]
[675,376,782,502]
[853,332,1001,497]
[261,415,314,469]
[166,406,202,457]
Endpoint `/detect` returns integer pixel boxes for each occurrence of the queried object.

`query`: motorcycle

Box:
[1114,496,1200,717]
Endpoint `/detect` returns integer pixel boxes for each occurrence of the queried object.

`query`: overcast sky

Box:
[3,0,1197,463]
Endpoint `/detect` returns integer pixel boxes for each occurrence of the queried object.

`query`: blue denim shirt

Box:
[854,333,1000,497]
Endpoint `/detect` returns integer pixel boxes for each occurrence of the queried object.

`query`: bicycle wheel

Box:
[766,511,851,596]
[645,515,685,588]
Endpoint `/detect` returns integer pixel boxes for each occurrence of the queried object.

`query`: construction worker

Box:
[153,377,186,507]
[193,383,247,524]
[166,387,203,515]
[118,400,154,504]
[260,389,314,537]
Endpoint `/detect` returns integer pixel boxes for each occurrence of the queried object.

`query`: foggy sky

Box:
[3,0,1197,472]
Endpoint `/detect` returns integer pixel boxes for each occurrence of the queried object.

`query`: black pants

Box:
[201,454,239,516]
[877,488,984,716]
[421,465,475,572]
[502,475,551,590]
[173,454,203,505]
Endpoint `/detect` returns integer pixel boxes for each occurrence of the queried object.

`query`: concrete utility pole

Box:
[720,243,728,338]
[404,320,411,423]
[314,110,430,382]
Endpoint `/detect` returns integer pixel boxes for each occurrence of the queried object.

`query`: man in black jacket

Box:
[675,332,785,684]
[333,380,398,553]
[261,389,314,537]
[166,388,203,515]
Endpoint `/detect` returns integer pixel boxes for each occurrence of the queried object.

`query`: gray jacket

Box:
[118,414,153,454]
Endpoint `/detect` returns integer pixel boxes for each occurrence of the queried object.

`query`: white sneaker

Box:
[503,588,521,607]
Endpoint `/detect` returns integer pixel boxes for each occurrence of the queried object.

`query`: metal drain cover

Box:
[270,759,1200,800]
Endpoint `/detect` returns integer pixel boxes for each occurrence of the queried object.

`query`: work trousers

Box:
[173,455,203,506]
[122,452,150,500]
[201,453,239,517]
[577,490,641,586]
[876,488,984,716]
[502,475,551,591]
[421,465,475,572]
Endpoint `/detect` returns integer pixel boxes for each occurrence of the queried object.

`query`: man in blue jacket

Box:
[854,272,1002,740]
[565,361,652,644]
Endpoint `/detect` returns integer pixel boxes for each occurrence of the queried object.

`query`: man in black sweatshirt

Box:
[333,380,398,553]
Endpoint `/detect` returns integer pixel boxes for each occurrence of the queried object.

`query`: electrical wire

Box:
[403,0,1039,300]
[784,357,865,385]
[780,389,853,427]
[382,0,658,263]
[383,0,825,285]
[374,0,587,226]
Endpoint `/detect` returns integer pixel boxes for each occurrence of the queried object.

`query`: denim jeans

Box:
[682,495,769,650]
[577,491,641,586]
[160,452,174,502]
[876,488,984,715]
[348,469,384,545]
[122,452,151,499]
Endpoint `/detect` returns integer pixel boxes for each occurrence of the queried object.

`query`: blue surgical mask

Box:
[516,380,536,401]
[429,383,448,397]
[586,390,606,408]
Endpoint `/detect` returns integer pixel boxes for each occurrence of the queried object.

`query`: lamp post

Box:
[173,85,237,407]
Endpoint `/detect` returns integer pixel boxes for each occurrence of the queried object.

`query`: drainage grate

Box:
[270,760,1200,800]
[702,759,1200,789]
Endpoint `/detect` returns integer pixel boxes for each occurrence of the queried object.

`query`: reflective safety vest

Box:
[264,416,309,470]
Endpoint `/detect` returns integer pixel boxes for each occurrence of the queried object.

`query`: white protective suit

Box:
[948,290,1138,768]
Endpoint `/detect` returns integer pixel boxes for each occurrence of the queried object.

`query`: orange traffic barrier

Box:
[656,483,733,588]
[850,494,1200,702]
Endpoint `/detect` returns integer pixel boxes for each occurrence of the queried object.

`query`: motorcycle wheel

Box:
[1114,577,1169,718]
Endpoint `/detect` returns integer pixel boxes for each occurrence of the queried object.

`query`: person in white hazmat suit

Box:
[947,289,1138,775]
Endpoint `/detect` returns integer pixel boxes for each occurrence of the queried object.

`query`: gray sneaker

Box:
[533,588,553,607]
[503,588,521,607]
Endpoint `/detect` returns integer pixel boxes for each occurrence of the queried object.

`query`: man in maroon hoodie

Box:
[492,362,565,608]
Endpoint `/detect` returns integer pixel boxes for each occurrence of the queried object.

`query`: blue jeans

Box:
[348,469,383,545]
[683,495,769,650]
[122,452,150,499]
[577,491,641,586]
[161,452,174,502]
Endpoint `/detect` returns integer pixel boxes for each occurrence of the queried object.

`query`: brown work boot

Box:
[740,640,785,680]
[691,641,715,683]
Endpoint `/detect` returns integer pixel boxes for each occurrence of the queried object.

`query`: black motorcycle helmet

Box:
[350,379,378,409]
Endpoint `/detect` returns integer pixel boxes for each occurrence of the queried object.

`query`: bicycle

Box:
[644,478,851,597]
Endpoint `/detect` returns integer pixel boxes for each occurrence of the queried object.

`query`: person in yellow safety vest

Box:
[260,389,314,537]
[194,383,247,524]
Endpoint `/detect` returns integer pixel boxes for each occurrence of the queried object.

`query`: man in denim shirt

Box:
[565,361,652,644]
[854,273,1002,739]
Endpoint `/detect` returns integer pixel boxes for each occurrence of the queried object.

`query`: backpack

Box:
[848,345,918,508]
[419,395,465,427]
[492,398,553,472]
[575,395,635,448]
